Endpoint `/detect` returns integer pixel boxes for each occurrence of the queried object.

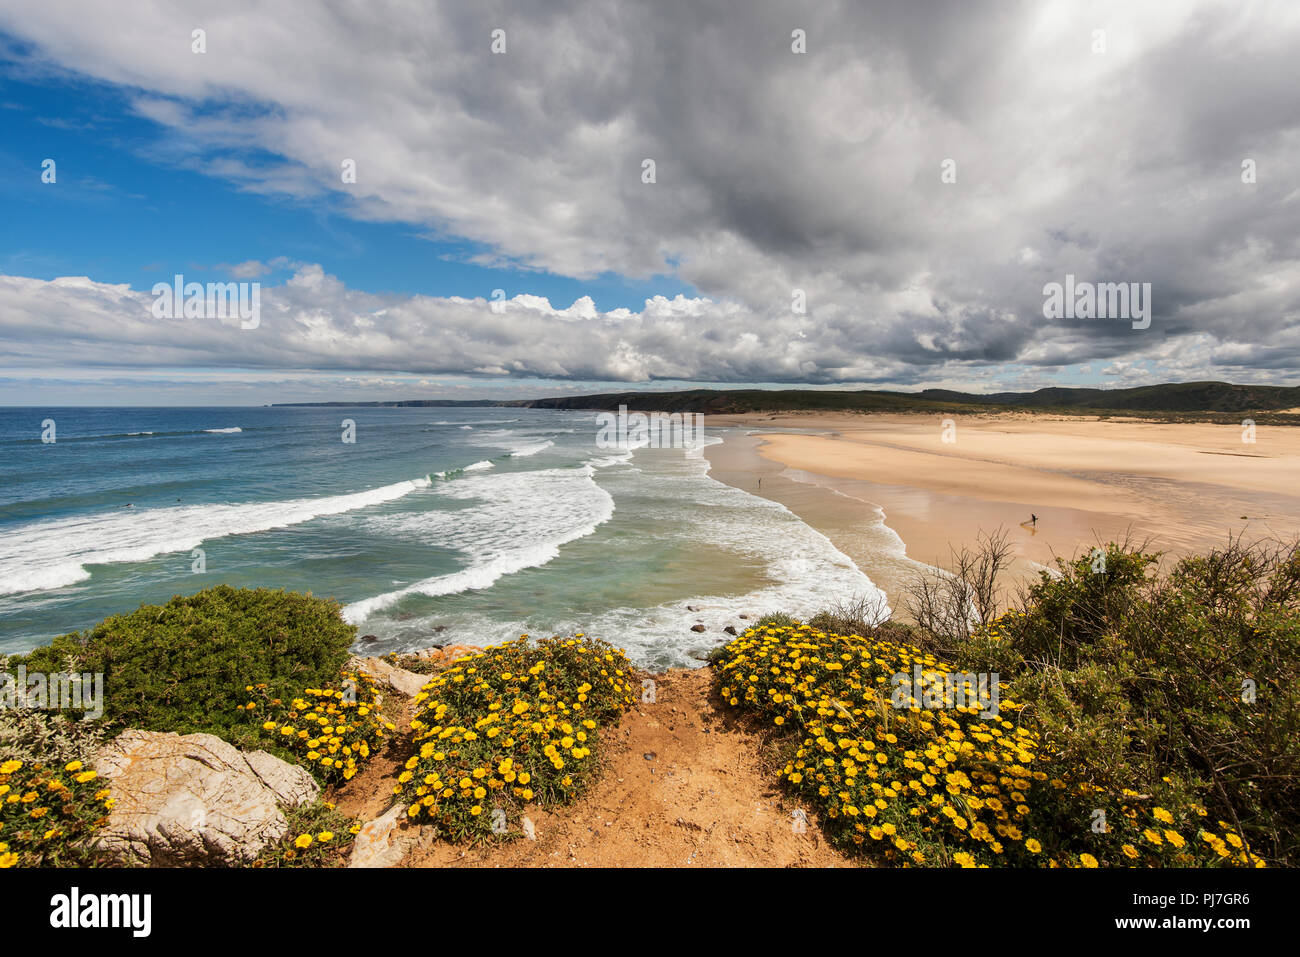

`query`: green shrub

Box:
[753,612,798,629]
[245,668,395,784]
[252,799,362,868]
[961,539,1300,865]
[0,710,105,769]
[397,635,636,841]
[0,755,113,868]
[6,586,356,748]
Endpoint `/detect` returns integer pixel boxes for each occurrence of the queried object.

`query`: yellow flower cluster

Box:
[717,622,1051,866]
[714,622,1267,868]
[0,758,112,867]
[252,800,366,868]
[246,670,395,784]
[398,635,635,842]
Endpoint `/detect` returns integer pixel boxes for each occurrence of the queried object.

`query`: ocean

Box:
[0,406,889,669]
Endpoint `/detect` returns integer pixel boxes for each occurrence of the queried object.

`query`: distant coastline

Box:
[272,380,1300,424]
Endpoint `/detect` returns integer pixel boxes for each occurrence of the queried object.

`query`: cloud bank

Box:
[1,0,1298,394]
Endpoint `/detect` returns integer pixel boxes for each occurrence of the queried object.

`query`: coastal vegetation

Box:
[5,586,356,749]
[4,536,1295,868]
[0,753,113,868]
[283,381,1300,425]
[246,668,396,785]
[717,536,1297,866]
[396,635,636,841]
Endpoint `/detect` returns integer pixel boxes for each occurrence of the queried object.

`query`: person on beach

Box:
[1030,513,1037,526]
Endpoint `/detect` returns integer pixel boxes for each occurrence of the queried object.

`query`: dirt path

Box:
[400,667,854,868]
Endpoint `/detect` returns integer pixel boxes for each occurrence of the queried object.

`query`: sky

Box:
[0,0,1297,406]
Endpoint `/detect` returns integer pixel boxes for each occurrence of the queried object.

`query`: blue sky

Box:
[0,69,695,312]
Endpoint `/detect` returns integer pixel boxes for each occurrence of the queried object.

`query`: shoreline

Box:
[704,412,1300,612]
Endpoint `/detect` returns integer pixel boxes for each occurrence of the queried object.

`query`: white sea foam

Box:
[432,418,519,426]
[469,429,556,458]
[464,460,494,472]
[0,477,432,596]
[509,440,554,458]
[343,465,614,623]
[372,439,891,669]
[204,427,242,434]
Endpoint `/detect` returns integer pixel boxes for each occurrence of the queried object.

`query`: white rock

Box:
[93,729,319,867]
[348,803,421,868]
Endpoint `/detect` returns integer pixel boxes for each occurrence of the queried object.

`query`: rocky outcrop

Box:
[93,730,319,867]
[407,643,483,668]
[347,803,421,868]
[349,645,484,699]
[348,656,430,698]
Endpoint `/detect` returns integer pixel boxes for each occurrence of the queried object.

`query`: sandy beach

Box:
[705,412,1300,614]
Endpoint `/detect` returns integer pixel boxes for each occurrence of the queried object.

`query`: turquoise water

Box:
[0,406,886,668]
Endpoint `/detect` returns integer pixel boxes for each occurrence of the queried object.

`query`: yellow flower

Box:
[1079,853,1099,868]
[63,760,84,773]
[1025,838,1041,853]
[317,831,334,842]
[0,760,23,775]
[294,834,313,848]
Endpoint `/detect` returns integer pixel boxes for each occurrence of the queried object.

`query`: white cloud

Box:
[0,0,1297,388]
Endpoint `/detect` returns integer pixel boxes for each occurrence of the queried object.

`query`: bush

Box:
[396,635,636,841]
[0,710,105,769]
[966,539,1300,865]
[806,593,891,637]
[245,669,395,784]
[0,756,113,868]
[753,612,797,629]
[6,587,357,748]
[713,620,1265,867]
[252,799,363,868]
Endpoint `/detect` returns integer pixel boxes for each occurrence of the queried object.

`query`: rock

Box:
[644,752,656,761]
[360,634,380,643]
[93,730,319,867]
[243,749,319,807]
[348,804,421,868]
[723,625,737,635]
[686,605,701,612]
[521,817,537,841]
[738,614,750,620]
[431,625,447,633]
[348,656,429,698]
[690,624,707,633]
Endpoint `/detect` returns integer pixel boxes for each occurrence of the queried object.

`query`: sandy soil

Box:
[704,412,1300,597]
[396,668,851,868]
